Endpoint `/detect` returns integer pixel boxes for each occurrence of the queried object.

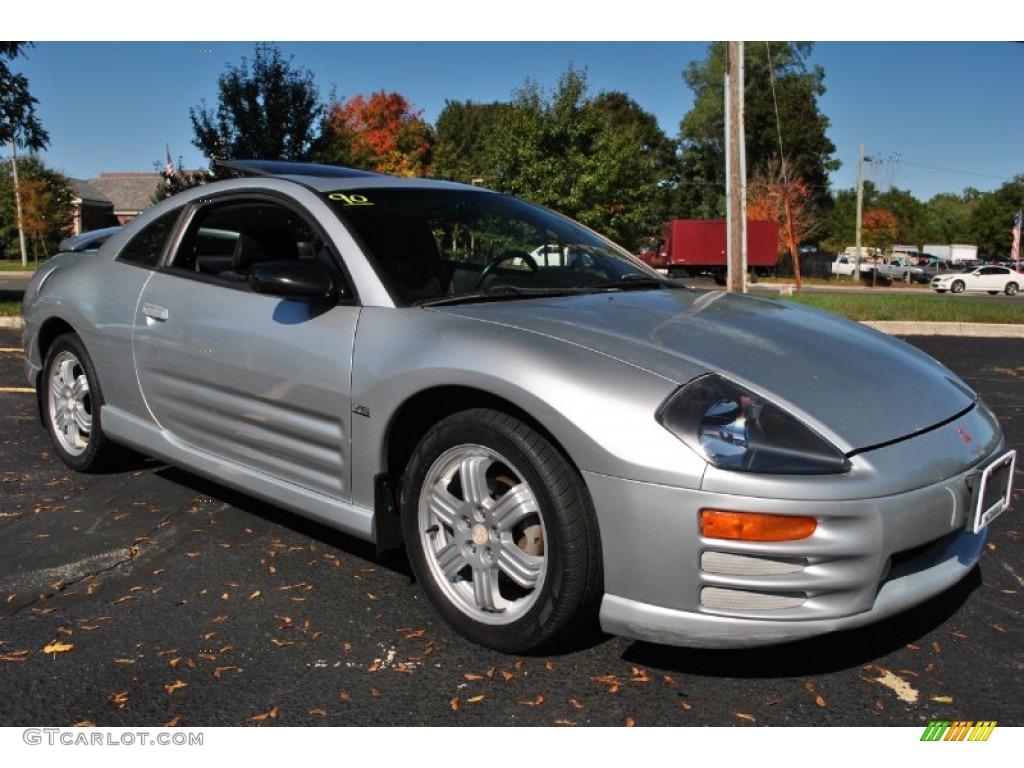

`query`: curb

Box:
[862,321,1024,338]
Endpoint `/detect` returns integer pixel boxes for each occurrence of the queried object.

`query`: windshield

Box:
[325,187,664,305]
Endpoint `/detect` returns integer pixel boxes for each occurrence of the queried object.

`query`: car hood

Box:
[434,288,975,453]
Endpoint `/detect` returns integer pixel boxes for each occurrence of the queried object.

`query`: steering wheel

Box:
[472,250,539,291]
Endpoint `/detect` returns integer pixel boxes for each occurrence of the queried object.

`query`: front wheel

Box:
[41,333,117,472]
[951,280,965,294]
[401,409,601,653]
[1006,282,1019,296]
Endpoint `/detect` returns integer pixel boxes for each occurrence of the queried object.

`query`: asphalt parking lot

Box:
[0,327,1021,728]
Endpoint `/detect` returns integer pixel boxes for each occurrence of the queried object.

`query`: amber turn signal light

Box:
[700,509,817,541]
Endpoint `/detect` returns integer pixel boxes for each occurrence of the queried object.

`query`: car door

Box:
[131,194,359,501]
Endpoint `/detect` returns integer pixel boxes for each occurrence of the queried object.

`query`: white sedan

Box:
[931,265,1020,295]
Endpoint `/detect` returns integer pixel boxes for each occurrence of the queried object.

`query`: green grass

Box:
[780,293,1024,324]
[0,259,39,272]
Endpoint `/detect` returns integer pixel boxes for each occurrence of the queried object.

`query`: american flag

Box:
[165,146,175,178]
[1013,209,1022,265]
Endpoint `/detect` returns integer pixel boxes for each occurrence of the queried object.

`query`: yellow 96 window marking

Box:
[328,193,374,206]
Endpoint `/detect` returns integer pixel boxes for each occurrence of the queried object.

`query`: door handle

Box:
[142,302,169,321]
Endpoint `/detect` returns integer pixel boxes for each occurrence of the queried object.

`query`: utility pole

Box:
[725,41,746,293]
[8,138,28,267]
[854,142,872,284]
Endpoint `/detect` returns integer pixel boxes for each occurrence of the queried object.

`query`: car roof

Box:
[215,158,483,194]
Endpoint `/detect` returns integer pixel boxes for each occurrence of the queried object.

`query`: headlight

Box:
[657,374,850,474]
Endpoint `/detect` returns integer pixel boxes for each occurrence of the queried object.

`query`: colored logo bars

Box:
[920,721,997,741]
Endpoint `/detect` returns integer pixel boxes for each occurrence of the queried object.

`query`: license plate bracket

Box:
[970,450,1015,534]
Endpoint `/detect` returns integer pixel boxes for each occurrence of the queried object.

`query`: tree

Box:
[190,44,325,177]
[0,155,70,260]
[1,42,50,265]
[874,187,927,246]
[747,157,818,287]
[432,100,512,184]
[967,175,1024,256]
[862,208,899,251]
[484,68,677,247]
[676,42,837,221]
[317,91,433,177]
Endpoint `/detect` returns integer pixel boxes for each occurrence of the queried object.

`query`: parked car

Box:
[931,265,1021,295]
[56,226,122,254]
[21,160,1014,652]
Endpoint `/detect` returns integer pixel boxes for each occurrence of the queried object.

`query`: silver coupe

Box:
[22,161,1015,652]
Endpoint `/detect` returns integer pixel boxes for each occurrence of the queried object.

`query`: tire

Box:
[1006,283,1019,296]
[41,333,117,472]
[401,408,601,653]
[951,280,965,294]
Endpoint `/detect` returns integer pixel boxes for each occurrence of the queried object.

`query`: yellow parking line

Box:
[0,387,34,393]
[0,348,22,353]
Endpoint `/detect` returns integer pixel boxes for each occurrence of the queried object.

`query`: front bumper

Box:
[586,410,1005,648]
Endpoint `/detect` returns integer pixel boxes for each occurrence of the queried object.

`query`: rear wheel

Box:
[401,409,601,653]
[41,334,117,472]
[1006,282,1019,296]
[951,280,965,294]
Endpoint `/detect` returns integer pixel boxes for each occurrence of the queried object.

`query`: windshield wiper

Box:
[570,276,668,293]
[416,286,580,307]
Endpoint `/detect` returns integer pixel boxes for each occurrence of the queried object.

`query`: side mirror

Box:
[247,260,344,302]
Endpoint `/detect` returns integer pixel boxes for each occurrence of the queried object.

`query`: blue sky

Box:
[6,8,1021,203]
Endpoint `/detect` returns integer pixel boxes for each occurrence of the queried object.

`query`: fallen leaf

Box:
[625,716,635,727]
[109,691,129,709]
[467,695,486,703]
[404,629,425,639]
[249,591,261,600]
[450,698,459,711]
[112,595,134,605]
[308,709,327,716]
[518,695,544,707]
[864,668,919,704]
[370,688,382,697]
[679,701,692,711]
[113,658,136,666]
[165,716,181,727]
[500,670,515,682]
[931,641,942,653]
[804,681,816,692]
[554,719,575,726]
[815,694,826,708]
[545,660,554,671]
[270,639,295,648]
[662,675,678,686]
[930,695,954,704]
[211,615,229,624]
[736,713,756,723]
[464,674,484,681]
[74,721,96,727]
[164,680,188,694]
[570,698,585,710]
[630,666,650,683]
[339,691,352,702]
[250,706,279,722]
[158,649,179,657]
[213,666,238,679]
[43,640,73,654]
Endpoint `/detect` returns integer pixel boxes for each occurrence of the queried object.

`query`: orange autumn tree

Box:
[318,91,433,177]
[861,208,899,253]
[746,157,817,290]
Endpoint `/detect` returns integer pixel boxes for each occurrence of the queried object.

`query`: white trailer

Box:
[922,244,978,264]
